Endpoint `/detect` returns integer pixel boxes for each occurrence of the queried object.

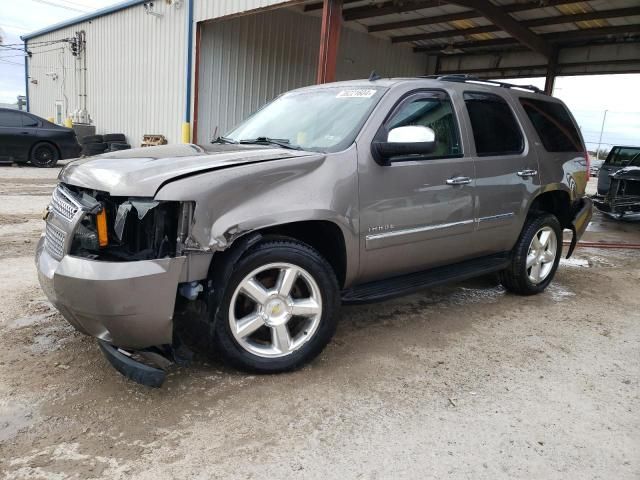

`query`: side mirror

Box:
[371,125,437,165]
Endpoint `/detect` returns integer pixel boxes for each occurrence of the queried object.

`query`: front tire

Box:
[500,213,562,295]
[212,239,340,373]
[30,142,59,167]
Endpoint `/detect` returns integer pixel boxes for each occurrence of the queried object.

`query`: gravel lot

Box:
[0,164,638,479]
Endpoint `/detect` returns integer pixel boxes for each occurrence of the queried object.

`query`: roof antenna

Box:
[368,70,381,82]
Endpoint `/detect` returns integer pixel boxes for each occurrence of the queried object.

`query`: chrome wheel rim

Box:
[527,226,557,284]
[229,262,322,358]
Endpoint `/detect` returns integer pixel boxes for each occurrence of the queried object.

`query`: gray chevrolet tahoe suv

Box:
[36,76,592,385]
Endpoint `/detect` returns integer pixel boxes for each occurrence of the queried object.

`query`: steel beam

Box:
[369,3,640,34]
[343,0,440,22]
[447,0,552,57]
[316,0,343,84]
[414,24,640,54]
[544,51,558,95]
[436,58,640,75]
[392,25,497,44]
[390,7,640,43]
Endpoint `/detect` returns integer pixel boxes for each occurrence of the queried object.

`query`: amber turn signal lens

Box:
[96,208,108,247]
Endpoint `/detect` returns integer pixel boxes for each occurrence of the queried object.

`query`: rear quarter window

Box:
[519,98,582,152]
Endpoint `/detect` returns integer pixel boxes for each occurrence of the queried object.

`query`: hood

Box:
[59,143,314,197]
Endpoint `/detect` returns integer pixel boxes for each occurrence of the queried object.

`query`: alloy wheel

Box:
[229,262,323,358]
[526,226,557,284]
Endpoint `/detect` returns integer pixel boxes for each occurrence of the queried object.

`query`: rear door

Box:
[461,91,538,255]
[598,147,640,195]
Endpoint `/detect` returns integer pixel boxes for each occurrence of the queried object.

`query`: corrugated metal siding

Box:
[197,7,428,141]
[194,0,293,22]
[26,0,186,146]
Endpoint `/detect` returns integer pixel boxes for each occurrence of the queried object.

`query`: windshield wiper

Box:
[239,137,302,150]
[212,136,237,144]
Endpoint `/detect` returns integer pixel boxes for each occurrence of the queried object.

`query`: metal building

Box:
[22,0,640,147]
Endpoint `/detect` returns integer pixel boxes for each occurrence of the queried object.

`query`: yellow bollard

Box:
[63,117,73,128]
[182,122,191,144]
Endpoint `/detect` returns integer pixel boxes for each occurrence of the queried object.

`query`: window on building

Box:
[464,92,524,156]
[55,101,64,125]
[519,98,582,152]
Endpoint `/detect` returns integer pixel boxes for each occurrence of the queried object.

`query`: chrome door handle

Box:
[446,176,472,185]
[517,169,538,178]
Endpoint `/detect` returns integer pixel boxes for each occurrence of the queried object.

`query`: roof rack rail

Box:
[418,74,544,94]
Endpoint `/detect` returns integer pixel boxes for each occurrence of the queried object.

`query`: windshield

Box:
[225,87,386,152]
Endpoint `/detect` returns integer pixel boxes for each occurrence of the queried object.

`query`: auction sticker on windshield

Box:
[336,89,377,98]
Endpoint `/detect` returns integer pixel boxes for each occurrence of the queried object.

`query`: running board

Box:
[341,253,510,305]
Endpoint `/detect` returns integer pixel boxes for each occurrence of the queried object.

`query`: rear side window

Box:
[519,98,582,152]
[464,92,523,156]
[0,110,24,127]
[606,146,640,166]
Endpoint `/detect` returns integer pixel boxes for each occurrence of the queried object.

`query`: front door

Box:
[357,90,476,283]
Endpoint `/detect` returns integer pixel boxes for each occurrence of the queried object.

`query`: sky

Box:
[1,0,639,150]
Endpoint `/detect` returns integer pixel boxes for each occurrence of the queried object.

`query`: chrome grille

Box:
[45,222,66,260]
[51,187,79,221]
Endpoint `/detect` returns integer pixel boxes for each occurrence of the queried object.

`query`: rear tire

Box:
[30,142,59,167]
[500,213,562,295]
[212,239,340,373]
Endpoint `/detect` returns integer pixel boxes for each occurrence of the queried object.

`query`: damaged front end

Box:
[36,184,213,387]
[594,167,640,217]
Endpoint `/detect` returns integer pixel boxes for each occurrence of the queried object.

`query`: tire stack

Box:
[104,133,131,152]
[81,133,131,156]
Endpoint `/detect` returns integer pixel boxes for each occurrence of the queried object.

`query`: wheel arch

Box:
[527,187,573,229]
[212,219,348,289]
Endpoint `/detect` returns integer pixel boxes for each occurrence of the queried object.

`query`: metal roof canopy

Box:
[305,0,640,94]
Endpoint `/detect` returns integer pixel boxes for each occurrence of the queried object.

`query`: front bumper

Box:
[36,236,186,349]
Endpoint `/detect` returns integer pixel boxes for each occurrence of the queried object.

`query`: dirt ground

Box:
[0,163,638,479]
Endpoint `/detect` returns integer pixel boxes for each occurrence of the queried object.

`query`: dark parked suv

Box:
[597,145,640,195]
[36,76,592,385]
[0,108,81,167]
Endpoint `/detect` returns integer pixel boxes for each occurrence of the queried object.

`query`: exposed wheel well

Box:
[529,190,572,228]
[255,221,347,288]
